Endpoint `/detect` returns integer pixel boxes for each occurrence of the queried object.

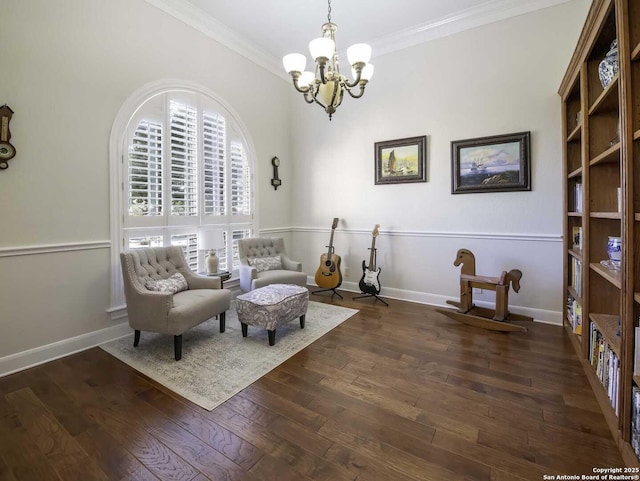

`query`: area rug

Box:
[100,301,358,410]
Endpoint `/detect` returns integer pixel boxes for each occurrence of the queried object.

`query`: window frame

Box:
[109,80,258,312]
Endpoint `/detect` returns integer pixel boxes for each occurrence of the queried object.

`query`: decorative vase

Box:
[598,39,618,89]
[607,236,622,265]
[206,250,219,274]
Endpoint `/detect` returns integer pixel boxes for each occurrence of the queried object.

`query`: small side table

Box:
[201,271,231,287]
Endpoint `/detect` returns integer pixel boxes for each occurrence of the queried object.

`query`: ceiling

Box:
[146,0,575,77]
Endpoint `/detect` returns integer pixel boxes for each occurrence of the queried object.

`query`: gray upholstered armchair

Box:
[120,246,231,360]
[238,237,307,292]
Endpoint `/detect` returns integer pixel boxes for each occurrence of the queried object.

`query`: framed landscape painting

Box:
[451,131,531,194]
[374,135,427,185]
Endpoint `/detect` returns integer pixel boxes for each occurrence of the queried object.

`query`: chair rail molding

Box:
[0,240,110,258]
[262,226,562,242]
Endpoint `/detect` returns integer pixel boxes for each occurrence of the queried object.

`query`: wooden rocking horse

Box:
[436,248,533,332]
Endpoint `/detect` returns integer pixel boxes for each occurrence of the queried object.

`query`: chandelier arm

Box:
[302,91,315,104]
[292,80,311,94]
[345,84,367,99]
[344,69,363,89]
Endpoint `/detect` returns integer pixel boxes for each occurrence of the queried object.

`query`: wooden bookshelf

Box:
[559,0,640,466]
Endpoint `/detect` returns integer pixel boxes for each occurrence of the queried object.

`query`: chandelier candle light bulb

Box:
[282,0,374,120]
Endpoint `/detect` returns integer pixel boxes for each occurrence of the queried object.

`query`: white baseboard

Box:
[0,322,132,378]
[308,277,562,325]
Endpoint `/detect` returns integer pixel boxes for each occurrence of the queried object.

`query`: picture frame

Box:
[451,131,531,194]
[374,135,427,185]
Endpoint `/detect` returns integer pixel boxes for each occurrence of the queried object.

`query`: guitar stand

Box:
[353,293,389,306]
[313,287,344,299]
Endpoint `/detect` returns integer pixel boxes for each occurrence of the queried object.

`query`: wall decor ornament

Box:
[598,39,618,89]
[271,156,282,190]
[451,131,531,194]
[0,105,16,170]
[374,136,427,185]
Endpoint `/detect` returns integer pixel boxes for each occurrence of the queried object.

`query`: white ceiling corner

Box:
[144,0,576,81]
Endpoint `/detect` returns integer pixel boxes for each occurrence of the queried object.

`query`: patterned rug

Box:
[100,301,358,410]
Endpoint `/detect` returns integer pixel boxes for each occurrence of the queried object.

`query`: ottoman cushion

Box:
[236,284,309,331]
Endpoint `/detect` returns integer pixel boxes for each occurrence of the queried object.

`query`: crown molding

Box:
[143,0,289,81]
[145,0,574,80]
[370,0,576,57]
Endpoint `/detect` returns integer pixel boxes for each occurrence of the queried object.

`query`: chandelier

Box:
[282,0,374,120]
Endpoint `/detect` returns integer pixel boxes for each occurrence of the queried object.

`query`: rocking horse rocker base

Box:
[436,249,533,333]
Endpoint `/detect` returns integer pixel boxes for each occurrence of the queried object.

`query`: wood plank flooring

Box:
[0,290,625,480]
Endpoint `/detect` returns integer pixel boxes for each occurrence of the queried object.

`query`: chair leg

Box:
[268,329,276,346]
[133,330,141,347]
[300,315,305,329]
[219,312,226,333]
[174,335,182,361]
[241,323,248,337]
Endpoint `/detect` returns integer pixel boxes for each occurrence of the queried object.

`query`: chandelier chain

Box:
[327,0,332,23]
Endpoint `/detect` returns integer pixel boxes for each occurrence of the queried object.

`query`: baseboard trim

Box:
[308,277,562,325]
[0,322,132,378]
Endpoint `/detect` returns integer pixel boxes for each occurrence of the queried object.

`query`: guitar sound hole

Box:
[325,260,332,267]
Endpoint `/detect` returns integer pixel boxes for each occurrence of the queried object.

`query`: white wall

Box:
[0,0,291,363]
[289,1,590,321]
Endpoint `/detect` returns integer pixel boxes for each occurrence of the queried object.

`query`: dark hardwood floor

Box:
[0,290,624,480]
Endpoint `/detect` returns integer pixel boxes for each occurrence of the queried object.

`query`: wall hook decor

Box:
[271,156,282,190]
[0,105,15,170]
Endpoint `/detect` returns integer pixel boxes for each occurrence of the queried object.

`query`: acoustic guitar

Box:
[359,224,381,295]
[314,218,343,289]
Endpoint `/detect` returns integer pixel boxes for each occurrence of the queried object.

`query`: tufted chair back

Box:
[123,246,188,291]
[238,238,287,264]
[237,238,307,292]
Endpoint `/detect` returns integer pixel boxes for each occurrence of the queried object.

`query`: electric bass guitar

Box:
[359,224,381,295]
[314,218,343,289]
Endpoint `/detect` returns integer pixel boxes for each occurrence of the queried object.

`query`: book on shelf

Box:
[574,183,583,213]
[566,295,582,335]
[635,327,640,376]
[572,226,582,251]
[633,387,640,460]
[572,258,582,297]
[589,323,620,413]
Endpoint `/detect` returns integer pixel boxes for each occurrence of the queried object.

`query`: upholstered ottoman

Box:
[235,284,309,346]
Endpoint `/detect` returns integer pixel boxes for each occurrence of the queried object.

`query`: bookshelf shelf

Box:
[568,167,583,178]
[632,41,640,61]
[569,248,583,261]
[568,212,583,217]
[590,313,621,357]
[568,285,582,306]
[590,212,621,219]
[634,292,640,304]
[590,262,622,289]
[567,124,582,142]
[634,129,640,141]
[589,143,621,166]
[588,75,618,115]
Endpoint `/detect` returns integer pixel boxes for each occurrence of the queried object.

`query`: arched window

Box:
[110,81,255,311]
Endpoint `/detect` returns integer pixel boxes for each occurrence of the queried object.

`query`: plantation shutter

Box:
[203,112,226,216]
[231,229,251,270]
[169,101,198,216]
[230,141,251,216]
[171,233,199,271]
[128,120,163,216]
